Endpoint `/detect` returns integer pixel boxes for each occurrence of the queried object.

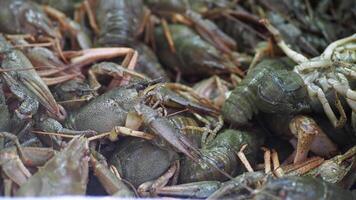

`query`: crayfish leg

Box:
[289,115,338,164]
[90,155,135,197]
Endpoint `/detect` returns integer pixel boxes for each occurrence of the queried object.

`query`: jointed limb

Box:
[308,84,345,128]
[262,19,309,64]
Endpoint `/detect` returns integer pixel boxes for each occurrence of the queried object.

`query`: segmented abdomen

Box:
[154,24,235,77]
[169,115,202,148]
[179,129,264,183]
[179,146,238,183]
[132,42,170,81]
[221,68,265,125]
[95,0,170,81]
[222,58,304,125]
[95,0,144,46]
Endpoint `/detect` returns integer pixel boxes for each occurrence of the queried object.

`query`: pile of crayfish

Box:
[0,0,355,199]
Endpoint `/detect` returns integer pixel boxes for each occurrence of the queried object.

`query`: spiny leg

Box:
[110,50,139,87]
[308,83,345,128]
[43,6,76,35]
[66,47,139,87]
[69,47,136,68]
[87,69,101,91]
[137,161,179,197]
[322,33,356,60]
[283,157,324,176]
[333,92,347,128]
[329,73,356,101]
[289,115,319,164]
[88,126,155,142]
[151,161,179,192]
[294,59,332,73]
[90,154,135,196]
[335,146,356,164]
[328,74,356,123]
[288,113,338,162]
[192,113,218,145]
[47,36,68,63]
[88,62,147,90]
[180,126,209,134]
[121,49,138,71]
[35,65,71,77]
[295,35,356,72]
[336,66,356,79]
[34,125,155,143]
[237,144,254,172]
[43,5,92,50]
[36,117,97,136]
[206,115,224,143]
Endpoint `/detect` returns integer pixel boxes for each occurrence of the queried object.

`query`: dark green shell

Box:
[179,129,264,183]
[110,138,179,187]
[154,24,235,77]
[222,58,309,125]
